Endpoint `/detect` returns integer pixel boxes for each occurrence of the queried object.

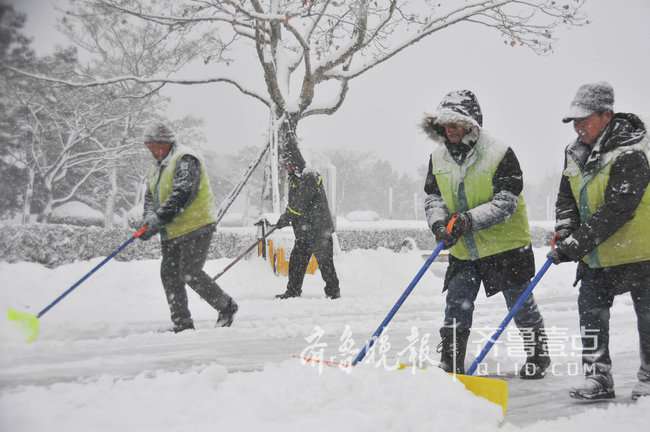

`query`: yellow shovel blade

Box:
[453,374,508,414]
[7,308,40,343]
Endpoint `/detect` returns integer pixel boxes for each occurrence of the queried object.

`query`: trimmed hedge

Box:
[0,224,257,268]
[0,223,553,268]
[336,225,552,253]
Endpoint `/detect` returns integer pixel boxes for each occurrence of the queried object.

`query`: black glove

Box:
[432,221,456,249]
[549,229,570,247]
[275,213,290,229]
[546,248,573,265]
[547,238,579,265]
[139,213,161,241]
[449,212,472,240]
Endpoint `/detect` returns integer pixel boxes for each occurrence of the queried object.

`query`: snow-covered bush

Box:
[0,224,257,268]
[49,201,105,227]
[345,210,380,222]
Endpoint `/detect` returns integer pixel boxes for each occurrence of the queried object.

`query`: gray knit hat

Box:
[143,122,176,144]
[562,81,614,123]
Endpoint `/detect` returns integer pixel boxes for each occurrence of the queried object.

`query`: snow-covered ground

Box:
[1,247,648,431]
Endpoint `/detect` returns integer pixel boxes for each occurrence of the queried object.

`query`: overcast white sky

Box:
[12,0,650,183]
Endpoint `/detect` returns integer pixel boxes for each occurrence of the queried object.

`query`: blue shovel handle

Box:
[37,227,147,318]
[352,241,446,366]
[466,257,553,376]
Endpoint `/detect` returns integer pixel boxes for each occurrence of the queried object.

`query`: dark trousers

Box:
[578,264,650,376]
[443,260,544,332]
[160,227,232,327]
[286,234,340,296]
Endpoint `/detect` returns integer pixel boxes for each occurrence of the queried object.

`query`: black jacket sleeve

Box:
[156,155,202,224]
[424,158,441,195]
[564,150,650,258]
[493,148,524,195]
[554,153,580,237]
[423,157,449,230]
[143,188,154,219]
[467,148,523,231]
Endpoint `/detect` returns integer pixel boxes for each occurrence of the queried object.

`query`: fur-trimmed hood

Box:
[421,90,483,145]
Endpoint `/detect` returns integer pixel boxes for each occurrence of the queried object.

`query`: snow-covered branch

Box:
[1,65,271,107]
[302,79,350,118]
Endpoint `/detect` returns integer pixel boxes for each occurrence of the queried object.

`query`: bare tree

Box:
[4,0,586,212]
[5,48,136,222]
[58,4,216,226]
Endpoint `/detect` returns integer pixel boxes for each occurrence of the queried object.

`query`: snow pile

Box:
[49,201,117,227]
[0,360,502,432]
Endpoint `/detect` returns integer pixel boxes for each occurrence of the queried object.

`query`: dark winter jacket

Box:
[554,113,650,282]
[422,90,534,296]
[144,153,214,240]
[282,168,334,240]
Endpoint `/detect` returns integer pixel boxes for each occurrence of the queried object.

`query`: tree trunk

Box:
[103,166,118,228]
[21,168,35,224]
[39,188,54,223]
[126,178,147,227]
[269,113,281,213]
[266,111,302,213]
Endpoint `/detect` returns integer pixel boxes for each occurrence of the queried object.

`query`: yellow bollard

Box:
[277,248,289,276]
[267,240,274,269]
[259,241,320,278]
[306,255,319,274]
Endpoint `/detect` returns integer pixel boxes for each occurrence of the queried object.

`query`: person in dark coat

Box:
[274,140,340,300]
[422,90,550,378]
[548,82,650,401]
[140,122,238,332]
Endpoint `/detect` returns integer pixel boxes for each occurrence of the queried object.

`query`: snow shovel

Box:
[352,240,446,366]
[6,226,148,343]
[211,226,278,281]
[452,257,554,414]
[352,214,462,365]
[352,214,458,366]
[466,257,553,375]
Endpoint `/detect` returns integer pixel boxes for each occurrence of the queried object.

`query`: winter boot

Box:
[325,286,340,299]
[631,381,650,401]
[437,328,470,374]
[519,328,551,380]
[171,319,195,333]
[275,290,301,299]
[216,299,238,328]
[569,373,615,401]
[631,367,650,401]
